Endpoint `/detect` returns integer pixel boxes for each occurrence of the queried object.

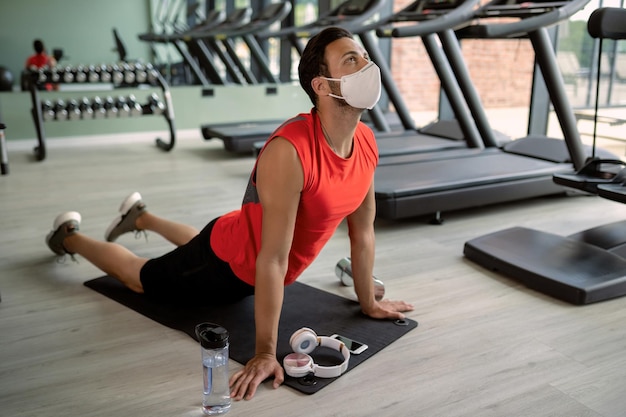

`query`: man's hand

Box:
[229,353,284,401]
[363,299,414,320]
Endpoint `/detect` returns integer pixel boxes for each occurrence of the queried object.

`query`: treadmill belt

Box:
[375,152,570,197]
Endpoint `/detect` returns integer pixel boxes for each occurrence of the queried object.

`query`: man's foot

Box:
[46,211,81,255]
[105,192,146,242]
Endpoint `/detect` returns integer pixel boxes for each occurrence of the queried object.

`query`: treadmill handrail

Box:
[257,0,387,40]
[464,0,591,39]
[210,2,293,40]
[372,0,483,38]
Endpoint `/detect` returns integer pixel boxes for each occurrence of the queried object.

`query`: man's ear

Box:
[311,76,327,96]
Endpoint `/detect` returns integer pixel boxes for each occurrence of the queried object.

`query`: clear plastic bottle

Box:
[195,323,231,415]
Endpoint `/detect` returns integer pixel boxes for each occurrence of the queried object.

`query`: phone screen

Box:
[331,334,368,354]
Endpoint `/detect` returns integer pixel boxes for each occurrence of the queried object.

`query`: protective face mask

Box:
[321,61,382,110]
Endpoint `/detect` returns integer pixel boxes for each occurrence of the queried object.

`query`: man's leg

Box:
[136,212,198,247]
[105,192,199,246]
[46,212,146,293]
[64,233,147,293]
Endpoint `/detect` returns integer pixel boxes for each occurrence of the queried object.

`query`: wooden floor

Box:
[2,131,626,417]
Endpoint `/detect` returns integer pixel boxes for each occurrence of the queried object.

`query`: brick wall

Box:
[390,0,536,112]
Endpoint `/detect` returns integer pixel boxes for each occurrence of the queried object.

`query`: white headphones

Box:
[283,327,350,378]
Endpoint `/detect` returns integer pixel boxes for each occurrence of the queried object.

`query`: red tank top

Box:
[211,109,378,286]
[26,54,50,69]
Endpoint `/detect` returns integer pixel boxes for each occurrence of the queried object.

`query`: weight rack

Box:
[27,62,176,161]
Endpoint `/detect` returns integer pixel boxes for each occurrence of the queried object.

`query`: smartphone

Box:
[330,334,368,355]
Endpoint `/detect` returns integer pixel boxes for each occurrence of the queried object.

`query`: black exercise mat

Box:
[84,276,417,394]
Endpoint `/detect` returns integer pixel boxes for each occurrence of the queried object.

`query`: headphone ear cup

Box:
[290,327,318,354]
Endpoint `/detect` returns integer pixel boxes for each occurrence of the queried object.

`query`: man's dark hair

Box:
[33,39,44,54]
[298,27,354,106]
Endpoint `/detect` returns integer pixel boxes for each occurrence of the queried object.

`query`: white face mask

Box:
[321,61,382,110]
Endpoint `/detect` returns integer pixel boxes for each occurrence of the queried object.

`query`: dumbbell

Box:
[74,65,87,83]
[37,69,48,84]
[335,257,385,301]
[41,100,56,122]
[147,93,165,115]
[115,96,130,117]
[103,96,118,117]
[123,64,136,85]
[66,99,82,121]
[79,97,94,119]
[91,96,107,119]
[146,65,159,85]
[87,65,99,83]
[49,67,61,83]
[54,99,68,121]
[99,64,112,83]
[61,66,74,83]
[134,63,147,84]
[111,65,124,85]
[127,94,143,117]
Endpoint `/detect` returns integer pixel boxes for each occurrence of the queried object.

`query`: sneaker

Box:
[105,192,146,242]
[46,211,81,255]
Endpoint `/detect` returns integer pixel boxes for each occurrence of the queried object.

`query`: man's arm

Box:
[347,183,414,319]
[229,137,303,401]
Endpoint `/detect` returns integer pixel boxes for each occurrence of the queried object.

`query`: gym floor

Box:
[1,125,626,416]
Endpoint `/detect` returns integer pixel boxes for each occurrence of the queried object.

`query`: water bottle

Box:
[195,323,231,415]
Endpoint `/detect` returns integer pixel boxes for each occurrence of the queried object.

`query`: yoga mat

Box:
[84,276,418,394]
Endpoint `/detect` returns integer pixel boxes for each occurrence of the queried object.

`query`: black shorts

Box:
[140,218,255,305]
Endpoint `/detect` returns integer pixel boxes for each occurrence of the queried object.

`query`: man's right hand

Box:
[229,353,284,401]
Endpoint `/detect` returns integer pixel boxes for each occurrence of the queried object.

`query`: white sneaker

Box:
[104,192,146,242]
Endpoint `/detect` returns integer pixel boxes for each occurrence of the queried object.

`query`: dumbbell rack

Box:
[27,63,176,161]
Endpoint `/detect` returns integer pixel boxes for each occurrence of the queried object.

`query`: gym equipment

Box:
[0,122,7,175]
[115,96,130,118]
[79,97,94,119]
[464,7,626,305]
[66,99,81,121]
[26,61,176,160]
[372,0,603,221]
[53,99,68,121]
[335,258,385,301]
[0,66,14,91]
[355,0,508,155]
[127,94,143,117]
[84,275,417,395]
[201,0,387,153]
[147,93,165,115]
[41,100,55,122]
[91,96,107,119]
[103,96,119,118]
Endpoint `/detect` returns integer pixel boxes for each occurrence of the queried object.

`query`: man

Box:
[45,27,414,401]
[25,39,57,70]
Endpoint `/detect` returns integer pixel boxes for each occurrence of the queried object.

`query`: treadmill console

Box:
[395,0,467,22]
[336,0,377,16]
[477,0,571,18]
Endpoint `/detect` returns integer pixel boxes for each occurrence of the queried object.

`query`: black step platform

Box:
[464,226,626,305]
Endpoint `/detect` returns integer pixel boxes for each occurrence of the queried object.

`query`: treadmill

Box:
[373,0,598,222]
[183,3,293,87]
[464,7,626,305]
[352,0,506,157]
[200,0,387,153]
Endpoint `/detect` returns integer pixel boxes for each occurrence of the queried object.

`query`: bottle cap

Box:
[195,322,229,349]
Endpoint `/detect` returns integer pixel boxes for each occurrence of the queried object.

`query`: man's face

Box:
[322,38,371,103]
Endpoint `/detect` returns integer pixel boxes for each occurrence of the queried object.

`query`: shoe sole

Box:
[53,211,81,229]
[119,191,142,214]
